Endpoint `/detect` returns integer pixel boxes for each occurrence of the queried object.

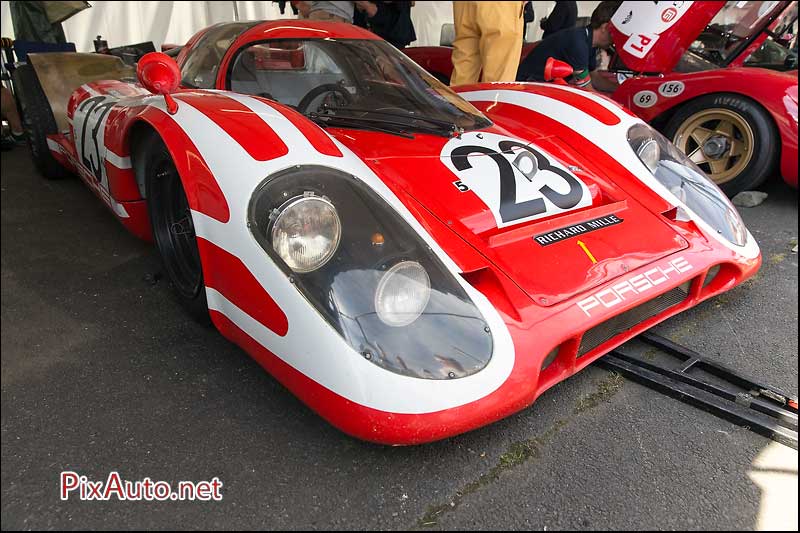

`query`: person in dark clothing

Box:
[540,1,578,39]
[276,1,300,15]
[354,1,416,49]
[517,0,619,92]
[522,1,535,41]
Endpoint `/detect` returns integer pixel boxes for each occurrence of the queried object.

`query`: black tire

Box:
[662,93,778,197]
[135,133,210,324]
[10,64,70,179]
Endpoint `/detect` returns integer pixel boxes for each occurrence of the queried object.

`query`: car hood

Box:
[610,1,722,73]
[330,126,688,307]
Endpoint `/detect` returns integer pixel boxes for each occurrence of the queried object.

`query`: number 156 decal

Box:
[441,132,592,228]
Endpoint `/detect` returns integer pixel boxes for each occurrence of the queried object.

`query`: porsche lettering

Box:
[577,257,693,316]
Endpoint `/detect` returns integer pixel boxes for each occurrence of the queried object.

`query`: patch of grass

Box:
[417,419,568,528]
[415,375,626,528]
[769,253,786,265]
[574,372,625,414]
[498,440,540,468]
[642,346,660,361]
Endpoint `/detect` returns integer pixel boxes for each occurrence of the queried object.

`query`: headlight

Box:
[627,123,748,246]
[249,166,493,380]
[636,138,660,173]
[270,194,341,273]
[375,261,431,327]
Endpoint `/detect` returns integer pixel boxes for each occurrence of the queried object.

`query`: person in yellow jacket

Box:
[450,0,525,86]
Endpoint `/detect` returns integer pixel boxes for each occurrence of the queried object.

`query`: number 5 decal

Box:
[442,132,592,228]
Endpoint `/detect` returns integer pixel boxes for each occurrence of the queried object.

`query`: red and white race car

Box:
[405,0,799,196]
[15,20,760,445]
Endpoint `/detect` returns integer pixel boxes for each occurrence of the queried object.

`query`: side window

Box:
[180,46,221,89]
[229,40,347,107]
[180,23,255,89]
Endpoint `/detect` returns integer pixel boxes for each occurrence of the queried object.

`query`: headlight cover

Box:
[270,194,341,273]
[249,166,493,380]
[627,123,748,246]
[374,261,432,327]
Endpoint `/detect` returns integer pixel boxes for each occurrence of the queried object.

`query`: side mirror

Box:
[544,57,573,86]
[137,52,180,114]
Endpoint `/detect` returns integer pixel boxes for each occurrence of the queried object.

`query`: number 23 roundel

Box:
[440,132,593,228]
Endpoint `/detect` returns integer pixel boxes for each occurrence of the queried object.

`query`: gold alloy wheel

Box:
[672,108,755,185]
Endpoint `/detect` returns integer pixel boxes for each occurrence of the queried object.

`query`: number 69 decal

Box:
[633,90,658,108]
[441,132,592,228]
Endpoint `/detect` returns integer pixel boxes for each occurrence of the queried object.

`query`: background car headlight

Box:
[627,123,748,246]
[375,261,431,327]
[270,194,341,273]
[249,166,493,380]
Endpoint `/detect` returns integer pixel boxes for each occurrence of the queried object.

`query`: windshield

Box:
[744,2,798,70]
[688,1,785,65]
[228,38,491,135]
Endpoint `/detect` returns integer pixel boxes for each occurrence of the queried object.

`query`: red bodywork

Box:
[43,20,762,444]
[403,1,798,188]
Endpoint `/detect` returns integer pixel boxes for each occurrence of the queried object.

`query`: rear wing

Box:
[27,52,134,133]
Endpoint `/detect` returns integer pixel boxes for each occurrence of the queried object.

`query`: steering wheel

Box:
[296,83,353,114]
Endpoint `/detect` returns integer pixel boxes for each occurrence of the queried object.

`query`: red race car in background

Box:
[404,0,798,196]
[15,20,760,445]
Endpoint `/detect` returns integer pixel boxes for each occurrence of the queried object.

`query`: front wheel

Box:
[136,134,210,324]
[663,93,777,197]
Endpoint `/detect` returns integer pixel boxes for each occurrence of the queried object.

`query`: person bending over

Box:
[517,1,619,92]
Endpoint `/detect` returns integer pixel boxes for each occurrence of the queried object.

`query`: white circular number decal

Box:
[658,81,685,97]
[440,132,592,228]
[633,90,658,108]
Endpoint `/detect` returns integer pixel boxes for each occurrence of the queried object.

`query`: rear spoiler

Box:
[27,52,134,132]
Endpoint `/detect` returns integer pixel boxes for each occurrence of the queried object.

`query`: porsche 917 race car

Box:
[14,20,761,445]
[405,0,799,196]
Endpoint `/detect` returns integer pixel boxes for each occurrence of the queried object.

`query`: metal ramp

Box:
[597,331,798,449]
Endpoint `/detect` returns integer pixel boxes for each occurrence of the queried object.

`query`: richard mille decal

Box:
[441,132,593,228]
[577,256,693,317]
[534,214,623,246]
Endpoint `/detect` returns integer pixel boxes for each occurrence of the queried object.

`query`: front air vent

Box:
[578,283,691,358]
[703,265,722,288]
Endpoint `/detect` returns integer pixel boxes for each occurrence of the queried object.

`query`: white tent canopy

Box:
[0,1,599,54]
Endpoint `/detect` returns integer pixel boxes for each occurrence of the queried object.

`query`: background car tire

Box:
[135,133,211,325]
[11,64,71,180]
[663,93,777,197]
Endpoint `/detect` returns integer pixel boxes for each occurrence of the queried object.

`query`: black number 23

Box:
[450,141,584,223]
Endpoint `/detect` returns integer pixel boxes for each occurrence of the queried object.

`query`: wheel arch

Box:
[127,120,160,198]
[119,110,231,225]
